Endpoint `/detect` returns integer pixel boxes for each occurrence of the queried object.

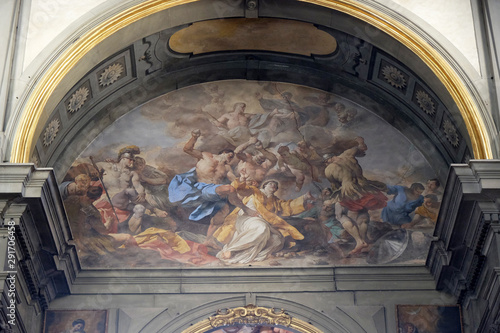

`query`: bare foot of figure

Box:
[361,244,371,253]
[348,242,369,256]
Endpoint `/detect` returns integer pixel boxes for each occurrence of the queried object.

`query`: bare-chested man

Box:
[168,129,257,245]
[95,146,144,200]
[324,137,387,255]
[93,146,150,215]
[210,102,254,146]
[234,137,278,185]
[277,145,318,191]
[91,146,146,232]
[294,140,324,180]
[214,102,252,130]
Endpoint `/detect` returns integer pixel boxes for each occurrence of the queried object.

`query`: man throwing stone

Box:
[169,129,257,246]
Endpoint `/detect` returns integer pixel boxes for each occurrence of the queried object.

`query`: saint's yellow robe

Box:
[213,180,305,244]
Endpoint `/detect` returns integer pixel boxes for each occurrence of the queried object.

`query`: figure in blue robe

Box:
[168,168,227,221]
[381,184,424,226]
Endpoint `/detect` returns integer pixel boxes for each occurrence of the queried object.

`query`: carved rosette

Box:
[442,119,459,147]
[415,90,435,115]
[209,304,292,328]
[43,119,60,147]
[99,63,123,87]
[68,86,89,113]
[381,65,406,89]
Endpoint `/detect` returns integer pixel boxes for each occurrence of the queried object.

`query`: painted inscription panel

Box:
[62,81,441,268]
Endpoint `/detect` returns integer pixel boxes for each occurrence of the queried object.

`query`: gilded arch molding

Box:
[181,304,323,333]
[10,0,493,163]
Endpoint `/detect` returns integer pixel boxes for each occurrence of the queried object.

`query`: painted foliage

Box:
[61,81,441,268]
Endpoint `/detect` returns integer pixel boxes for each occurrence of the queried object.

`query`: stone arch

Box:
[8,0,494,165]
[137,296,369,333]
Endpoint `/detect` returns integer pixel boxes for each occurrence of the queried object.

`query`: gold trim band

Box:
[10,0,198,163]
[181,304,323,333]
[302,0,492,159]
[10,0,492,162]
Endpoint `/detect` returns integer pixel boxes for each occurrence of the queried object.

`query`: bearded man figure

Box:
[325,137,387,255]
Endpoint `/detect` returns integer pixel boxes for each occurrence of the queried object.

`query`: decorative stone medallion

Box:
[415,90,435,115]
[99,63,124,87]
[381,65,406,89]
[67,86,89,113]
[443,119,459,147]
[43,119,60,147]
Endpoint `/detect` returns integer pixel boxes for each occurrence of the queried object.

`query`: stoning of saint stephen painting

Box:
[60,81,441,268]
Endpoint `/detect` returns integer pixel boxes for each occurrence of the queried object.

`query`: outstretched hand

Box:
[134,192,146,203]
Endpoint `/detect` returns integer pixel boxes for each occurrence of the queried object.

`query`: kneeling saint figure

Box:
[214,173,312,264]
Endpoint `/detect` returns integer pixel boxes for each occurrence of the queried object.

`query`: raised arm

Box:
[214,114,229,129]
[183,129,204,160]
[131,171,146,203]
[234,137,258,161]
[255,140,278,168]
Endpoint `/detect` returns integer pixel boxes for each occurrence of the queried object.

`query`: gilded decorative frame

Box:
[182,304,323,333]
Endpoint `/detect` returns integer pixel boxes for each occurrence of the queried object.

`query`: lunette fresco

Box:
[61,80,442,268]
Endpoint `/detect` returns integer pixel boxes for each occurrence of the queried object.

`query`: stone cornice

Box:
[429,160,500,332]
[0,164,72,309]
[59,265,438,295]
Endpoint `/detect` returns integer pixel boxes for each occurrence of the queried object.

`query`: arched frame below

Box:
[183,319,323,333]
[9,0,493,163]
[181,304,323,333]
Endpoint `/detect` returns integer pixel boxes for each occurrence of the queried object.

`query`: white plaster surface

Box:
[23,0,481,74]
[24,0,107,70]
[386,0,480,73]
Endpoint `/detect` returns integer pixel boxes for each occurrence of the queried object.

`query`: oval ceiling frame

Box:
[9,0,493,163]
